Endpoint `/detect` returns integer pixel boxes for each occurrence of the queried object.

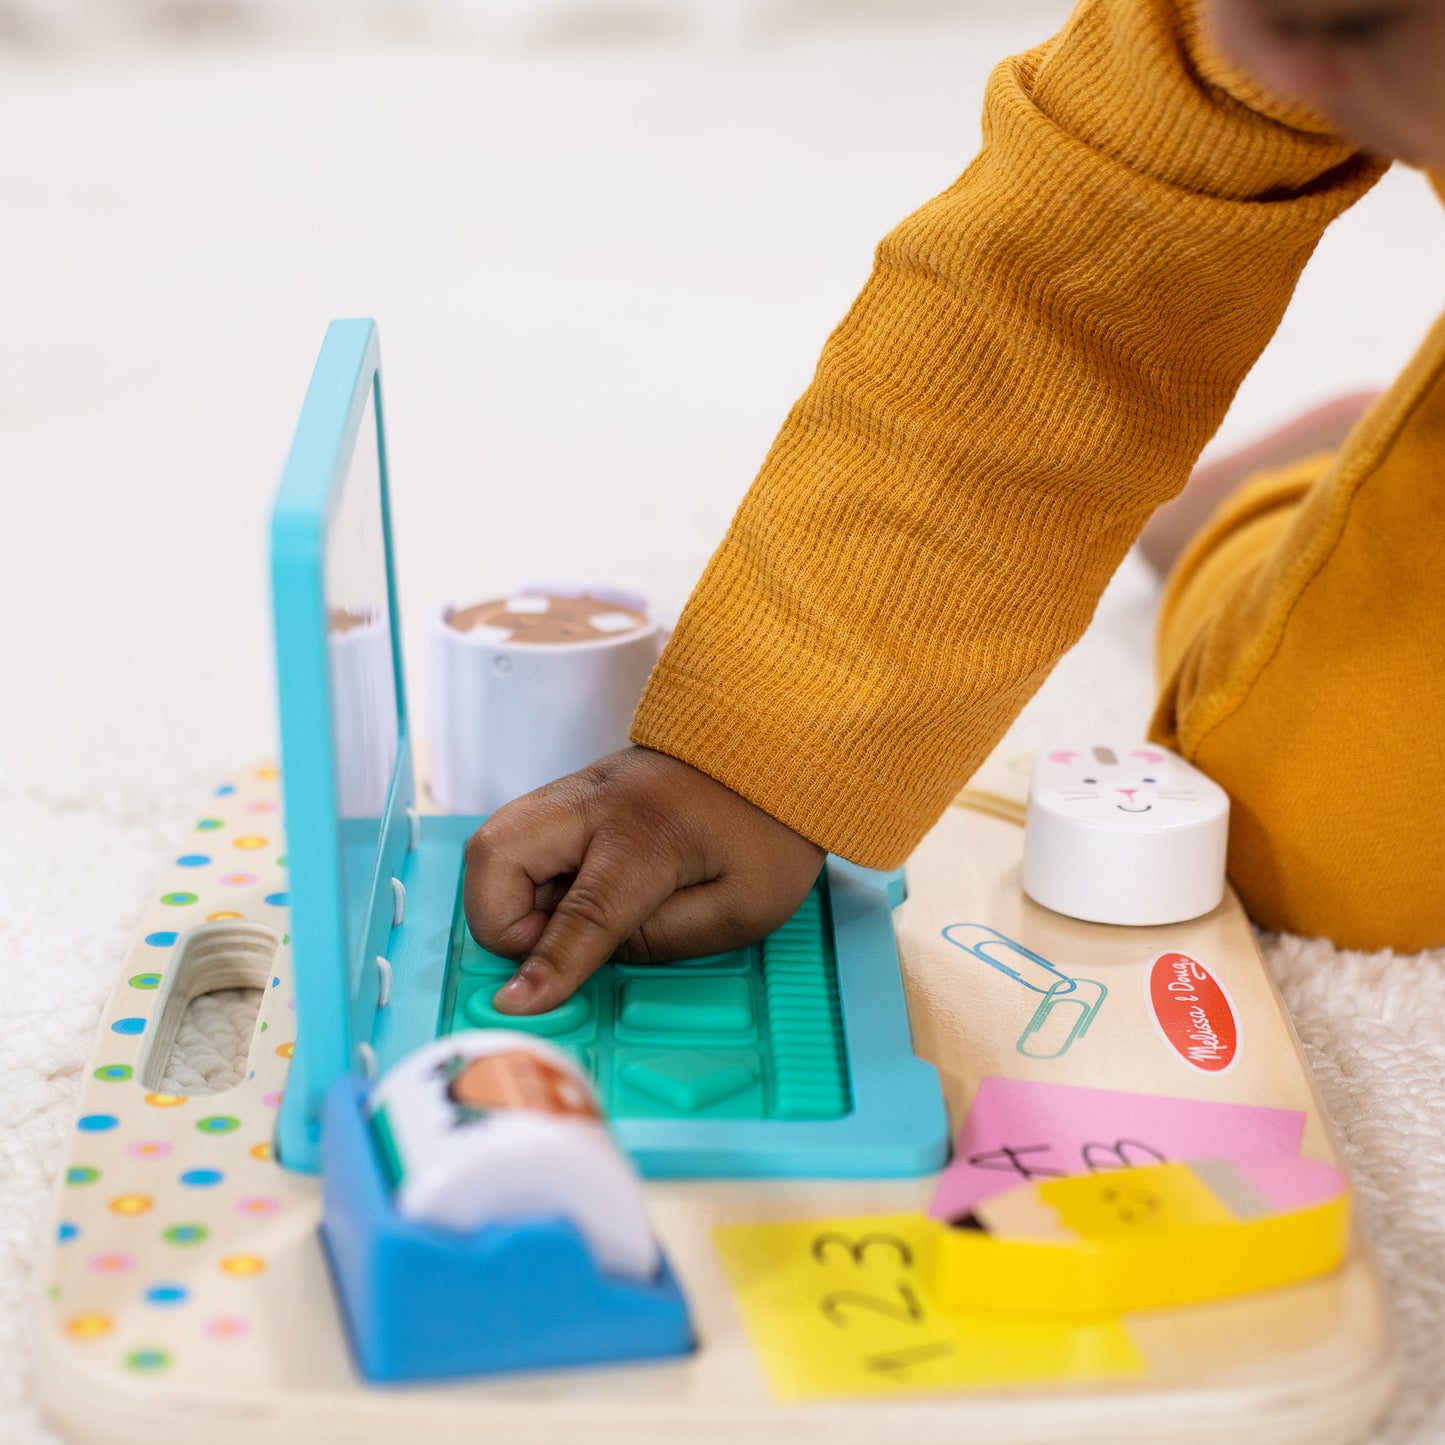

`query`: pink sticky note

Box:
[929,1077,1306,1223]
[1229,1155,1346,1213]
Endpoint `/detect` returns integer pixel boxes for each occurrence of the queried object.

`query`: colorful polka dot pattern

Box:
[163,1224,208,1246]
[66,1311,113,1340]
[126,1346,171,1374]
[46,765,304,1386]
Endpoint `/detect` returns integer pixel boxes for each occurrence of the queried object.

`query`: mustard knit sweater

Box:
[631,0,1386,870]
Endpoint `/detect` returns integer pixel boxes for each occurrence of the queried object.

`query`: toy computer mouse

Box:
[1021,743,1229,926]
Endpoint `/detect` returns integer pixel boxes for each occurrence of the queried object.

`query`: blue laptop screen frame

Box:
[270,318,415,1172]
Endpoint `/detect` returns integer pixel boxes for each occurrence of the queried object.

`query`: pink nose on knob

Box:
[1118,788,1137,800]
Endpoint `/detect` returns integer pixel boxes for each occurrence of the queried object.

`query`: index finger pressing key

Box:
[490,839,681,1016]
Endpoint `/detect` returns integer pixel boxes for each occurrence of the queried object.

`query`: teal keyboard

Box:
[438,883,851,1123]
[435,858,947,1180]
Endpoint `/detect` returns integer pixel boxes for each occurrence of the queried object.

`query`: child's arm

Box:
[469,0,1385,1015]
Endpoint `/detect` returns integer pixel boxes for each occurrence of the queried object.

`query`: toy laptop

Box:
[267,316,945,1182]
[39,320,1394,1445]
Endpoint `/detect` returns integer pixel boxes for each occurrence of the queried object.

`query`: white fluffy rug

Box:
[1,5,1442,1441]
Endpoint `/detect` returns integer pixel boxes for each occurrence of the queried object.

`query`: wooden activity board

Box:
[37,748,1395,1445]
[37,319,1395,1443]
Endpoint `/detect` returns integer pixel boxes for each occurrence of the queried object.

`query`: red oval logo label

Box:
[1147,952,1238,1073]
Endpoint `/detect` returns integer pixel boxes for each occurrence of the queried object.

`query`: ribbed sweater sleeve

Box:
[630,0,1386,869]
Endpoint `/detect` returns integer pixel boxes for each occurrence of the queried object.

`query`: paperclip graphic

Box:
[941,924,1077,997]
[1016,978,1108,1059]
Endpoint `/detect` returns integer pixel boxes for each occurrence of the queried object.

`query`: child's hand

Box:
[462,746,825,1015]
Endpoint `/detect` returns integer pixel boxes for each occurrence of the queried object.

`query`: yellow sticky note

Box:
[712,1213,1142,1401]
[1039,1160,1236,1238]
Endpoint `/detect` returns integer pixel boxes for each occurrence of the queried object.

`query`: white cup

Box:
[428,582,665,815]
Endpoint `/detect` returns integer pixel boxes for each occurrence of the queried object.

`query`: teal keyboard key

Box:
[462,986,594,1039]
[619,1053,760,1113]
[618,977,755,1036]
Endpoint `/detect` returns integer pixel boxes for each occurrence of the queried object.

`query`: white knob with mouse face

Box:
[1022,744,1230,926]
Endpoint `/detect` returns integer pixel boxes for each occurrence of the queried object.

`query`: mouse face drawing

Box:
[1030,745,1226,830]
[1022,743,1230,925]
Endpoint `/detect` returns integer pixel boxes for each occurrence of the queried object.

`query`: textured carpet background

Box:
[1,4,1442,1440]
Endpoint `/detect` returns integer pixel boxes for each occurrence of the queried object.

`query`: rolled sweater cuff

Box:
[631,659,986,870]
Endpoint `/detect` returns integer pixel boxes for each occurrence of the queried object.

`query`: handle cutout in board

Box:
[139,921,278,1095]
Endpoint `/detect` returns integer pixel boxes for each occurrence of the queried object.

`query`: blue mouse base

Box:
[320,1077,694,1384]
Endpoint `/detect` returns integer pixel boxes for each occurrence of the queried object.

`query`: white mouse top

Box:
[1023,743,1231,926]
[1029,744,1228,836]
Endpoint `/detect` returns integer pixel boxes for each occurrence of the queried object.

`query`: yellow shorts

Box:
[1151,317,1445,952]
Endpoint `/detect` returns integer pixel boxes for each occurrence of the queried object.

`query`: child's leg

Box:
[1154,450,1332,689]
[1150,317,1445,952]
[1139,391,1380,575]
